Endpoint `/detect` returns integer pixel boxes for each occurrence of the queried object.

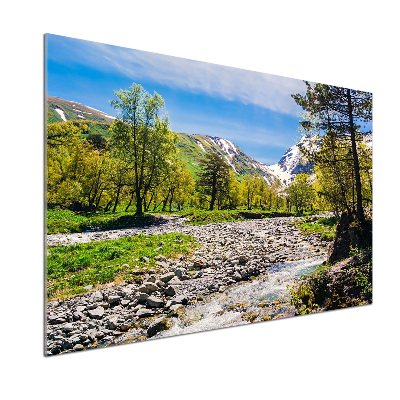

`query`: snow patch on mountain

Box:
[208,136,238,158]
[195,139,207,153]
[54,107,67,122]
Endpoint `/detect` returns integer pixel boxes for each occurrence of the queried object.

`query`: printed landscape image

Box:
[45,34,372,356]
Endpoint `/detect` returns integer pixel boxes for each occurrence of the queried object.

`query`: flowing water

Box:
[155,256,326,338]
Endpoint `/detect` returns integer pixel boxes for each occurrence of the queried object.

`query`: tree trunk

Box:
[104,200,112,212]
[135,188,143,216]
[161,191,170,212]
[210,175,217,211]
[346,89,365,224]
[112,187,121,213]
[125,190,135,212]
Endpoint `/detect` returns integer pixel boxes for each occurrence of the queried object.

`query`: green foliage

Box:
[197,152,231,210]
[286,173,315,213]
[290,252,372,313]
[109,83,177,215]
[293,215,339,241]
[47,233,197,298]
[183,209,245,225]
[353,262,372,296]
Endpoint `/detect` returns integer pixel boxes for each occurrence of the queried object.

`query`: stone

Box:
[168,277,181,285]
[90,291,103,303]
[193,257,208,269]
[107,295,121,304]
[147,296,164,308]
[48,315,66,325]
[193,271,203,279]
[232,272,242,281]
[156,261,169,269]
[170,295,188,305]
[61,323,75,333]
[87,306,105,320]
[120,320,135,332]
[140,256,150,263]
[69,335,82,346]
[136,308,155,318]
[73,344,84,351]
[147,317,172,338]
[174,268,186,278]
[106,317,120,330]
[137,293,149,302]
[139,282,159,294]
[160,272,175,283]
[155,279,165,288]
[164,285,176,297]
[62,339,74,350]
[155,254,167,261]
[121,299,131,307]
[238,255,248,263]
[83,285,93,290]
[95,330,105,339]
[73,311,85,321]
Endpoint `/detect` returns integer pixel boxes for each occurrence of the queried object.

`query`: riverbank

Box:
[46,215,331,355]
[290,250,372,314]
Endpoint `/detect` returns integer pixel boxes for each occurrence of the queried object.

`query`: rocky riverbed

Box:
[46,215,332,355]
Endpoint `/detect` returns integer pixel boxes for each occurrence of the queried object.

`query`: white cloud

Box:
[76,40,306,116]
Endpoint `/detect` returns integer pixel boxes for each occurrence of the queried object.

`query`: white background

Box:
[1,1,398,399]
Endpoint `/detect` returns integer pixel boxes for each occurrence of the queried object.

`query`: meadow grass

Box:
[47,209,156,234]
[47,232,197,299]
[292,215,339,241]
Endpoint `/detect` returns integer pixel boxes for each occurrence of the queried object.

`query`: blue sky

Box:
[46,34,308,165]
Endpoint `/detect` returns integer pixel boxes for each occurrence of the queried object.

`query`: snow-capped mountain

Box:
[262,135,321,185]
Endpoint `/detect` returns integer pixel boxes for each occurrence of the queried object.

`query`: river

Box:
[115,256,325,344]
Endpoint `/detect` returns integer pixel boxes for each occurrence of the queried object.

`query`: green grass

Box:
[47,232,197,299]
[292,215,339,241]
[47,209,159,234]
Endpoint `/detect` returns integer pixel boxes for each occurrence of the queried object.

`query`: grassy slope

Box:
[290,216,339,241]
[47,232,198,299]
